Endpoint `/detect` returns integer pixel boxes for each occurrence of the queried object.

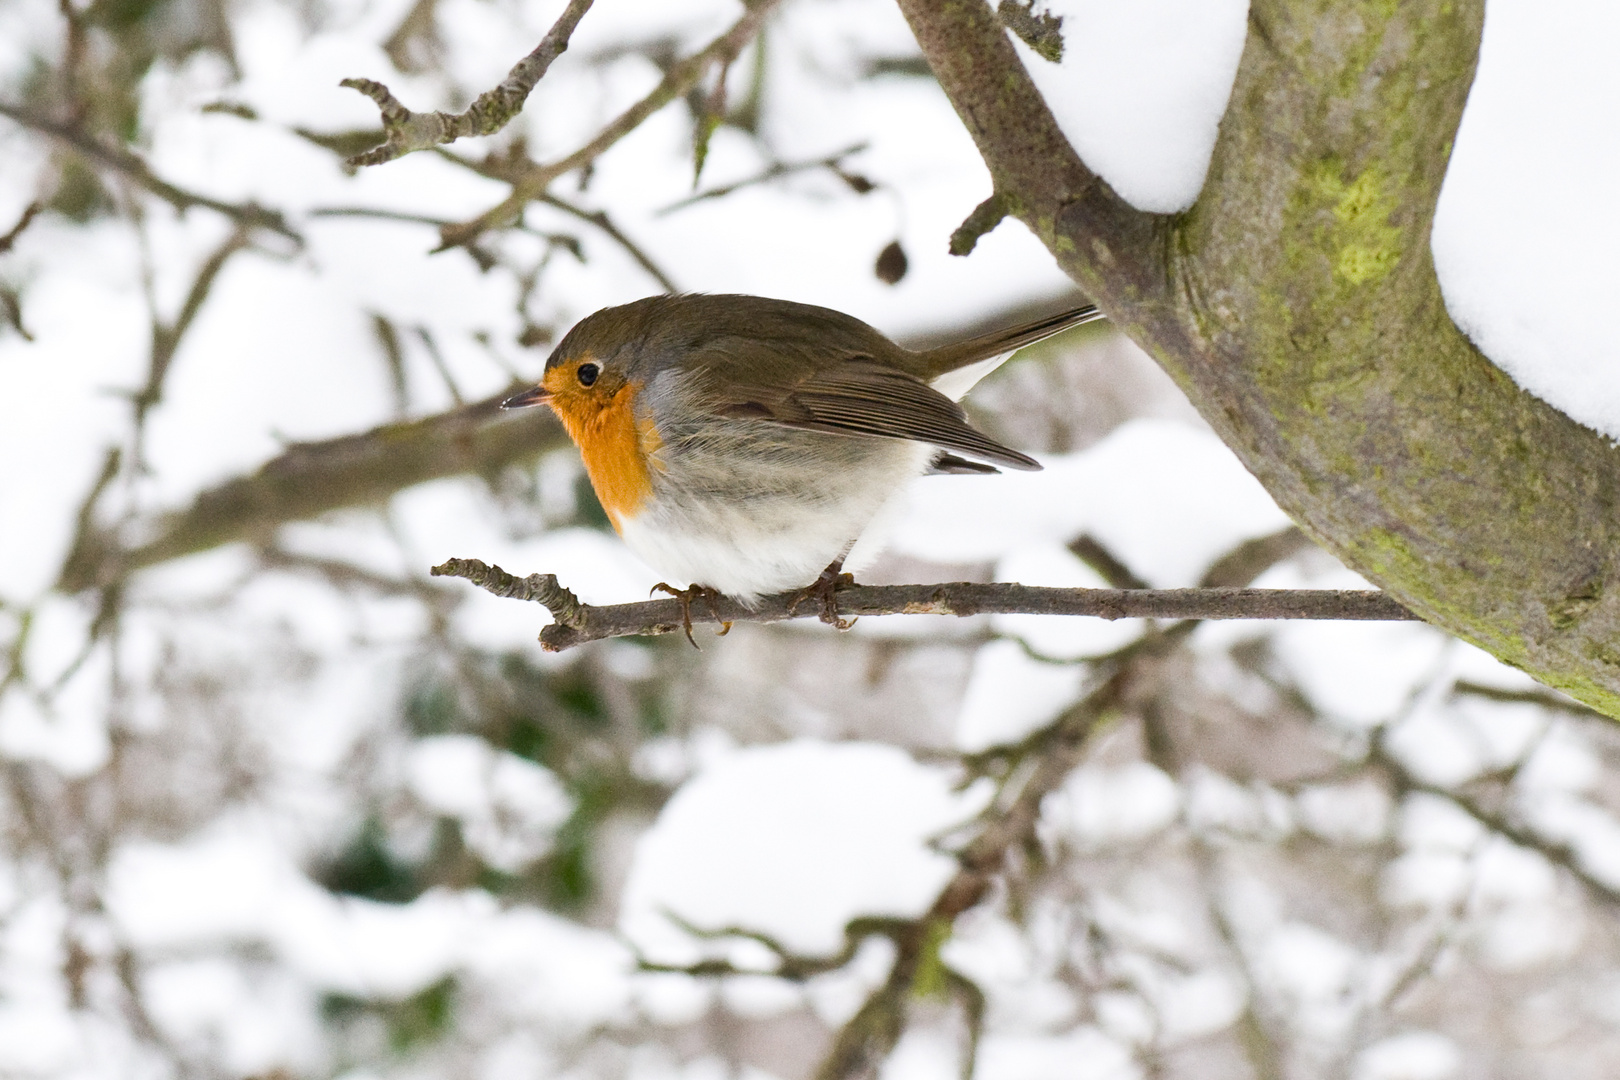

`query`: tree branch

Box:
[341,0,595,167]
[430,556,1416,652]
[51,295,1091,594]
[533,191,677,293]
[57,393,569,592]
[1450,679,1606,721]
[655,141,871,216]
[1369,734,1620,907]
[0,201,42,254]
[893,0,1158,286]
[0,103,299,241]
[809,516,1335,1079]
[900,0,1620,717]
[437,0,779,251]
[134,223,255,441]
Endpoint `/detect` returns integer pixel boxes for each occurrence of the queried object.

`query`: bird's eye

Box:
[577,362,600,387]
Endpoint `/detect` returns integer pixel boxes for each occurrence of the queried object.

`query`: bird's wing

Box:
[716,360,1041,472]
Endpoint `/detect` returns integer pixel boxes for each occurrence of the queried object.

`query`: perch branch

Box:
[341,0,595,166]
[430,557,1417,652]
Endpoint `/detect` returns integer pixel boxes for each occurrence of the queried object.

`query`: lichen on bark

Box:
[898,0,1620,717]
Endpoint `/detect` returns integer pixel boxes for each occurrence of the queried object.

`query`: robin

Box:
[502,293,1102,624]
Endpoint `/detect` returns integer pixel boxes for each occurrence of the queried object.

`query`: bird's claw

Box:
[788,564,857,630]
[651,582,731,647]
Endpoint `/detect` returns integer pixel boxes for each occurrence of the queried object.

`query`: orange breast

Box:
[552,382,661,531]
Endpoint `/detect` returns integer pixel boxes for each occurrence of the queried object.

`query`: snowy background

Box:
[2,0,1620,1077]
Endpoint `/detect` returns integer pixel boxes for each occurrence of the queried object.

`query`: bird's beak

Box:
[501,385,552,409]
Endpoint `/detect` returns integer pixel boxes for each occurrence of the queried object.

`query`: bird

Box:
[501,293,1103,621]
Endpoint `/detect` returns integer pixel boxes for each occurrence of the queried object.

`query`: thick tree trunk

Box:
[897,0,1620,716]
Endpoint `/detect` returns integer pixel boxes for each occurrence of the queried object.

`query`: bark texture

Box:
[898,0,1620,715]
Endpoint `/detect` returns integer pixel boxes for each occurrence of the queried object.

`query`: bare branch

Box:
[1370,735,1620,907]
[135,223,255,434]
[58,394,569,592]
[536,192,677,293]
[1067,533,1150,591]
[948,190,1013,257]
[341,0,595,167]
[655,142,871,215]
[1192,844,1288,1080]
[437,0,780,251]
[636,913,912,983]
[1199,526,1311,588]
[1450,679,1607,720]
[312,185,679,291]
[0,201,42,254]
[431,557,1417,652]
[0,103,299,241]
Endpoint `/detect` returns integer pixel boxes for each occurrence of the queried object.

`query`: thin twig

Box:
[1191,843,1288,1080]
[1068,533,1149,591]
[1450,679,1605,720]
[655,142,870,215]
[0,201,42,254]
[310,193,678,292]
[1369,734,1620,906]
[342,0,596,166]
[438,0,780,250]
[635,913,912,982]
[535,191,678,293]
[431,557,1418,652]
[0,103,299,241]
[1199,526,1310,588]
[135,223,255,432]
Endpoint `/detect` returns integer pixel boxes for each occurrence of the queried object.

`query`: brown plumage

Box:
[503,293,1103,599]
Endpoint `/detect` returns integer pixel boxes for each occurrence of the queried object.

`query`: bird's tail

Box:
[908,303,1104,382]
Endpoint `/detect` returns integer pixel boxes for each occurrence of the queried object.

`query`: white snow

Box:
[406,734,573,871]
[1008,0,1250,213]
[620,740,989,957]
[1007,0,1620,445]
[1355,1031,1463,1080]
[955,638,1085,750]
[1432,0,1620,439]
[3,0,1620,1073]
[887,419,1291,576]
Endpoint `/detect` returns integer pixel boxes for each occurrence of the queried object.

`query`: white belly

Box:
[617,438,932,603]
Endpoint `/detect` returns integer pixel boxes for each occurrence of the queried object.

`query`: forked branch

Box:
[437,0,780,250]
[342,0,595,166]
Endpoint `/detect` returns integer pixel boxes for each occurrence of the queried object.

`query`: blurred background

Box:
[4,0,1620,1077]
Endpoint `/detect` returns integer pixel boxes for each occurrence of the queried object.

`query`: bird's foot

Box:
[651,582,731,647]
[788,560,857,630]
